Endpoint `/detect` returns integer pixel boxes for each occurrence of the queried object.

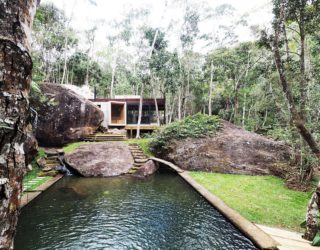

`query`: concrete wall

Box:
[93,102,109,127]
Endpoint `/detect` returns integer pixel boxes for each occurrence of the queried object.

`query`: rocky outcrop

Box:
[23,133,38,165]
[133,160,158,178]
[64,142,134,177]
[30,83,104,147]
[154,121,292,177]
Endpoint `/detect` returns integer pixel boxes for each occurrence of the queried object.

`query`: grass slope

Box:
[190,172,312,232]
[63,139,153,156]
[63,142,91,153]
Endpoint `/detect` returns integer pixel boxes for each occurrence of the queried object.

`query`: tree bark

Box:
[136,83,144,138]
[304,182,320,240]
[152,79,160,125]
[0,1,38,249]
[299,14,307,121]
[273,0,320,241]
[110,65,116,98]
[208,61,213,116]
[60,36,68,84]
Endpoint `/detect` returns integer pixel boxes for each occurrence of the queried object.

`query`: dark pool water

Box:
[15,173,258,250]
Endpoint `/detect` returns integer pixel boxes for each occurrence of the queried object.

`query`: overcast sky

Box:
[42,0,273,52]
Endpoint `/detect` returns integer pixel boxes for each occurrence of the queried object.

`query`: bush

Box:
[150,113,221,152]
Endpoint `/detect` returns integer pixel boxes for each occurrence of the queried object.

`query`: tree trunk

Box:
[61,36,69,84]
[136,83,144,139]
[136,29,159,138]
[152,80,160,125]
[299,18,307,121]
[110,49,118,98]
[178,87,182,121]
[273,0,320,241]
[242,92,247,127]
[110,65,116,98]
[208,61,214,116]
[0,1,38,249]
[304,183,320,240]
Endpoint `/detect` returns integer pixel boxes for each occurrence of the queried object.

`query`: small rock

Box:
[42,166,54,172]
[133,160,158,178]
[36,158,46,168]
[24,133,38,165]
[27,164,33,172]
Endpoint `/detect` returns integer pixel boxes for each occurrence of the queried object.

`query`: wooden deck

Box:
[84,133,127,142]
[125,124,160,130]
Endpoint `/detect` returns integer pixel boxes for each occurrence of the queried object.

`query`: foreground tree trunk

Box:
[304,183,320,241]
[0,1,38,249]
[273,0,320,241]
[208,61,213,116]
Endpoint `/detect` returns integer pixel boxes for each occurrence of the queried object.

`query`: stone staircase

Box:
[39,149,65,174]
[128,144,149,174]
[83,133,127,142]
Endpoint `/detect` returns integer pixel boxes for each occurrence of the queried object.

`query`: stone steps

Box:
[127,144,149,174]
[39,151,65,176]
[84,133,127,142]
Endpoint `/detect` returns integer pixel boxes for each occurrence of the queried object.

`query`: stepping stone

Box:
[131,166,141,170]
[46,160,58,164]
[135,159,148,163]
[132,155,146,158]
[132,152,145,155]
[45,150,59,157]
[134,156,148,160]
[133,163,144,167]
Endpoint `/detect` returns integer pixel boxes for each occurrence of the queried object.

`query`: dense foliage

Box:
[150,113,220,151]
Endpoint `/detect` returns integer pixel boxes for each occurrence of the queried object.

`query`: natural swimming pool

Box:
[15,172,258,250]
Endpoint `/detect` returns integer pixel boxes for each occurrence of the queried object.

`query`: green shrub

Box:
[150,113,221,152]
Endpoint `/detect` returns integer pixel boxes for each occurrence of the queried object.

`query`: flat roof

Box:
[90,98,165,108]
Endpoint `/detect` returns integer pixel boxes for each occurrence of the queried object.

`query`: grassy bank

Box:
[190,172,312,232]
[62,139,153,156]
[63,141,91,153]
[23,148,51,192]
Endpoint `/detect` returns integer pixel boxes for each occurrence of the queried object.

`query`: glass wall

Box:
[127,104,158,124]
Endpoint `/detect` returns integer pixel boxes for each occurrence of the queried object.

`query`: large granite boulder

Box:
[30,83,104,147]
[64,142,134,177]
[154,120,292,177]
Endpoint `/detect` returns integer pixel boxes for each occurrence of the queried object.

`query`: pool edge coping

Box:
[151,157,279,250]
[179,171,279,250]
[20,174,64,208]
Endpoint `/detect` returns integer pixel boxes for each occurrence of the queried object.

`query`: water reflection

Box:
[15,173,257,250]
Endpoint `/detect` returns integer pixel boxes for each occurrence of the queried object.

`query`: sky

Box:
[42,0,273,53]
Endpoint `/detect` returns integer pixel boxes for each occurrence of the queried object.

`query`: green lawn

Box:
[63,141,91,153]
[23,148,52,192]
[63,139,153,156]
[190,172,313,232]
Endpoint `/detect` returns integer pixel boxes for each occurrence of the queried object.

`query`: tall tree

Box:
[273,0,320,241]
[0,0,39,248]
